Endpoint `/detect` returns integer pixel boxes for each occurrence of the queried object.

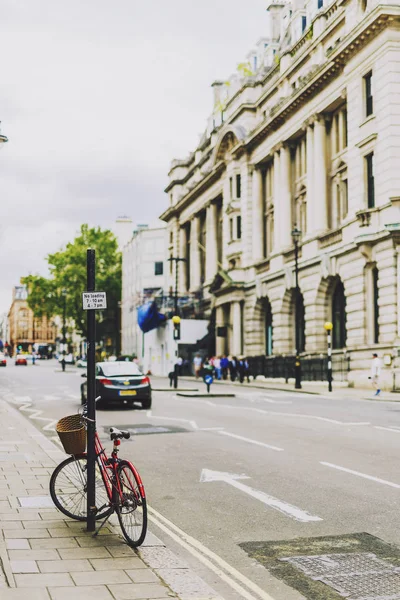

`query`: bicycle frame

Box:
[88,431,146,512]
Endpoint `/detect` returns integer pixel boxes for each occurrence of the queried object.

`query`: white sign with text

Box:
[82,292,107,310]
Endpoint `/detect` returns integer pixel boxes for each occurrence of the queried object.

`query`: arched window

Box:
[332,280,347,349]
[264,299,273,356]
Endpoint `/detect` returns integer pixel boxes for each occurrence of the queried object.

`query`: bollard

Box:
[324,322,333,392]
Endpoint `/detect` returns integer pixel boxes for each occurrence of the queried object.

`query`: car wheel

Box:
[141,397,152,410]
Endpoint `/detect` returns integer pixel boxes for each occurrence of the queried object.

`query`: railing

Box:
[248,353,350,383]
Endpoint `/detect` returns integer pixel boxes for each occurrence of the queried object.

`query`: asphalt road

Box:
[2,360,400,599]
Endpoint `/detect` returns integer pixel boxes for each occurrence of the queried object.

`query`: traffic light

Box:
[172,315,181,341]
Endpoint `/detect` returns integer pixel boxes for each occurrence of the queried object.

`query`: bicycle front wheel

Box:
[115,461,147,547]
[49,456,112,521]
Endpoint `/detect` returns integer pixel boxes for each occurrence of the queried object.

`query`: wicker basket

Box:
[56,414,86,455]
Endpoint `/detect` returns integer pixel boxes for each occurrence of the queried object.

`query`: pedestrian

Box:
[220,355,229,380]
[244,358,251,383]
[214,356,222,380]
[193,354,202,378]
[229,356,237,382]
[369,352,382,396]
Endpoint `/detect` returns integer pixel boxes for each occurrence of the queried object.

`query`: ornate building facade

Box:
[8,285,56,356]
[161,0,400,386]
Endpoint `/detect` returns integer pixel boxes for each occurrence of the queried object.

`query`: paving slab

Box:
[0,398,223,600]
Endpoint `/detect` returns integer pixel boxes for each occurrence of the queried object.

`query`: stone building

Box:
[121,224,167,357]
[8,285,56,356]
[161,0,400,387]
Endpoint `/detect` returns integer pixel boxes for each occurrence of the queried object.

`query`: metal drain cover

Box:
[281,552,400,599]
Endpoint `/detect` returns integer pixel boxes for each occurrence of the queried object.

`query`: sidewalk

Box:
[175,375,399,402]
[0,399,222,600]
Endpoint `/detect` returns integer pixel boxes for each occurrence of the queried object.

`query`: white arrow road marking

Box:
[218,431,284,452]
[321,462,400,489]
[374,426,400,433]
[148,505,277,600]
[200,469,322,523]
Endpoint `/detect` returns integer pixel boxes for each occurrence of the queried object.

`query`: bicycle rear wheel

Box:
[115,461,147,547]
[49,456,112,521]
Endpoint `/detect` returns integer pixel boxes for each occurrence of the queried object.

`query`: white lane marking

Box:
[254,396,292,405]
[148,505,276,600]
[374,426,400,434]
[200,469,322,523]
[218,431,284,452]
[148,414,199,430]
[199,427,225,431]
[174,397,370,427]
[10,396,58,432]
[321,462,400,489]
[43,395,61,401]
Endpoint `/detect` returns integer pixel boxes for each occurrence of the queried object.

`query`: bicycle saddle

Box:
[110,427,131,440]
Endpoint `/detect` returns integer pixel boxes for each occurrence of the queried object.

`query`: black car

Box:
[81,361,152,409]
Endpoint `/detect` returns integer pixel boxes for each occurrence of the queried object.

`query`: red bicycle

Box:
[49,419,147,547]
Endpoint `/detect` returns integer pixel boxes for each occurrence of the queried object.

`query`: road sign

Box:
[82,292,107,310]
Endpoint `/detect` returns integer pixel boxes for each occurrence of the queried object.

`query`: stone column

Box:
[272,149,280,253]
[313,115,328,232]
[338,109,345,151]
[306,123,314,235]
[179,227,187,293]
[215,306,225,356]
[252,167,264,264]
[190,216,201,291]
[205,203,218,282]
[231,301,242,357]
[279,143,292,249]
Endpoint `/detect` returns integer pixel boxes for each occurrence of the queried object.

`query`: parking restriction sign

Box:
[82,292,107,310]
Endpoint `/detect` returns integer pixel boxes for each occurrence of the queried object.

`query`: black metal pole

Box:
[62,295,66,372]
[327,330,333,392]
[174,258,179,315]
[86,249,96,533]
[294,240,302,390]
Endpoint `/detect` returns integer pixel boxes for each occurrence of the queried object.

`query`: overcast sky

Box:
[0,0,270,316]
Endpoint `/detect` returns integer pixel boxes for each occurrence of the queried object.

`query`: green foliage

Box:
[237,62,254,77]
[22,225,122,339]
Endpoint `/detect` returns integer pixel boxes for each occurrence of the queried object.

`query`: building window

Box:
[292,136,307,235]
[365,152,375,208]
[229,218,234,241]
[169,231,173,245]
[332,280,347,349]
[154,262,163,276]
[236,216,242,240]
[236,174,241,199]
[301,16,307,32]
[263,162,274,258]
[318,0,323,8]
[229,177,233,199]
[364,71,373,117]
[169,254,173,275]
[373,267,379,343]
[264,298,273,356]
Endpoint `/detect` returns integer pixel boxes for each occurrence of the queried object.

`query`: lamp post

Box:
[324,321,333,392]
[168,257,186,315]
[291,226,302,390]
[61,289,67,372]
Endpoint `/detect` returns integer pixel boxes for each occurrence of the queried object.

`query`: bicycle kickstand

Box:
[92,509,114,538]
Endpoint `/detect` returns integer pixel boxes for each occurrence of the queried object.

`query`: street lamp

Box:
[61,289,67,372]
[168,257,186,315]
[291,226,302,390]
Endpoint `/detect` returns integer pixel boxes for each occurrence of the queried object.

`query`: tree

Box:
[23,225,122,352]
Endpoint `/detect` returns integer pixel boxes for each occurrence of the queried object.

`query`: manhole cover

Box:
[103,424,189,436]
[281,553,400,599]
[240,533,400,599]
